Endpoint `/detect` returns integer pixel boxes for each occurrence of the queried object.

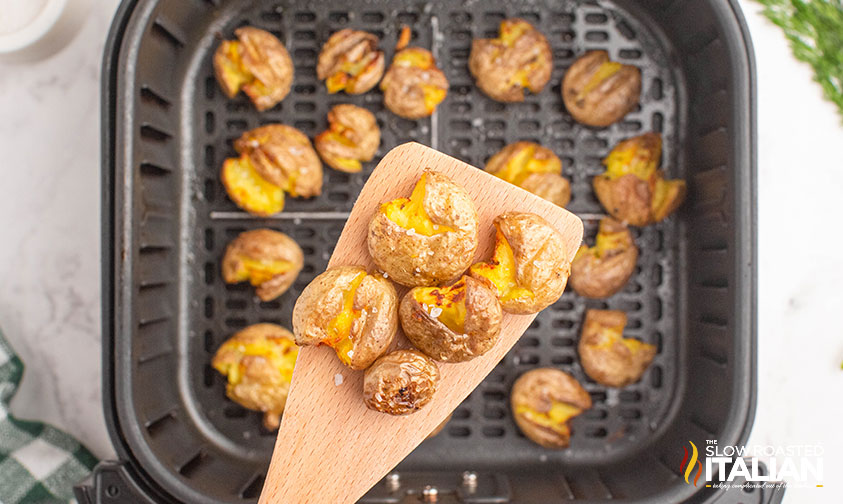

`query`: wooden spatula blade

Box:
[260,143,583,504]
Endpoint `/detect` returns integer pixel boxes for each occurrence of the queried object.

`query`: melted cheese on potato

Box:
[497,20,547,92]
[469,230,534,302]
[213,337,298,386]
[381,173,454,236]
[326,271,367,365]
[221,156,285,215]
[494,144,561,186]
[590,318,655,356]
[326,52,381,94]
[314,122,362,172]
[575,222,630,261]
[515,401,582,435]
[413,279,468,333]
[602,135,659,181]
[230,257,295,286]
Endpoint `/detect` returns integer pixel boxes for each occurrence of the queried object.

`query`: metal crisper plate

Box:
[187,0,679,488]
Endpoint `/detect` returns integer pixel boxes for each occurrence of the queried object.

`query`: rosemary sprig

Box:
[757,0,843,120]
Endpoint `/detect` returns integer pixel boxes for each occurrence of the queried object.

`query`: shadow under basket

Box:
[78,0,778,502]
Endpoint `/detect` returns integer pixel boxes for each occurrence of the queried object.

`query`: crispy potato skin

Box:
[593,174,651,226]
[213,27,293,111]
[221,229,304,301]
[363,349,440,415]
[234,124,323,198]
[562,50,641,127]
[569,218,638,299]
[400,276,502,362]
[314,104,381,173]
[519,173,571,207]
[485,141,571,207]
[380,47,449,119]
[292,266,398,370]
[211,323,298,430]
[368,171,479,287]
[469,19,552,102]
[470,212,570,314]
[511,368,592,449]
[578,309,657,387]
[317,29,385,94]
[593,133,686,226]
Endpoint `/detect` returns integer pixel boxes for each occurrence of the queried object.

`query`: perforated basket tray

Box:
[90,0,769,502]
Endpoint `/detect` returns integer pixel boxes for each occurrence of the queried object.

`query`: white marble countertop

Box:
[0,1,840,502]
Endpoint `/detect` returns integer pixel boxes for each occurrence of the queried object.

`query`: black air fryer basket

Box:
[82,0,774,502]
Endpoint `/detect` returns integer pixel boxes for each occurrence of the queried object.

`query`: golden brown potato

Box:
[211,323,298,430]
[363,349,440,415]
[562,50,641,127]
[221,229,304,301]
[292,266,398,370]
[234,124,323,198]
[368,171,479,287]
[220,156,285,216]
[469,18,552,102]
[569,218,638,299]
[400,275,502,362]
[314,104,380,173]
[578,309,656,387]
[469,212,569,314]
[317,29,385,95]
[380,47,448,119]
[511,368,592,449]
[592,132,686,226]
[213,27,293,111]
[485,141,571,207]
[221,124,323,216]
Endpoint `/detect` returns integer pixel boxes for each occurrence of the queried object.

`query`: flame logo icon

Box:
[680,441,703,486]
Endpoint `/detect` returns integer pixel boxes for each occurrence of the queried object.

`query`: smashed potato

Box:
[213,27,293,111]
[485,141,571,207]
[470,212,569,314]
[363,349,440,415]
[221,156,285,216]
[222,124,323,216]
[380,47,448,119]
[562,50,641,127]
[579,309,656,387]
[221,229,304,301]
[569,218,638,299]
[368,171,479,287]
[234,124,323,198]
[469,18,552,102]
[511,368,592,449]
[400,275,502,362]
[317,29,385,94]
[314,104,380,173]
[211,323,298,430]
[292,266,398,370]
[593,132,686,226]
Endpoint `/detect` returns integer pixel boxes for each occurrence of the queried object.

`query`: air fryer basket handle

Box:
[74,461,159,504]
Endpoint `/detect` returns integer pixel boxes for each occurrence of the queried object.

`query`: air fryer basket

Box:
[86,0,770,502]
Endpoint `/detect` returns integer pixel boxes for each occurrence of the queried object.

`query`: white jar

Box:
[0,0,94,62]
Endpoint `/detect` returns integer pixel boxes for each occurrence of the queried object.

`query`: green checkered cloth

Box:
[0,328,97,503]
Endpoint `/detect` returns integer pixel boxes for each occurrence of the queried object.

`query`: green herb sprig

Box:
[757,0,843,120]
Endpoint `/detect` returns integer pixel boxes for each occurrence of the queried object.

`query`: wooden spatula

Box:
[259,142,583,504]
